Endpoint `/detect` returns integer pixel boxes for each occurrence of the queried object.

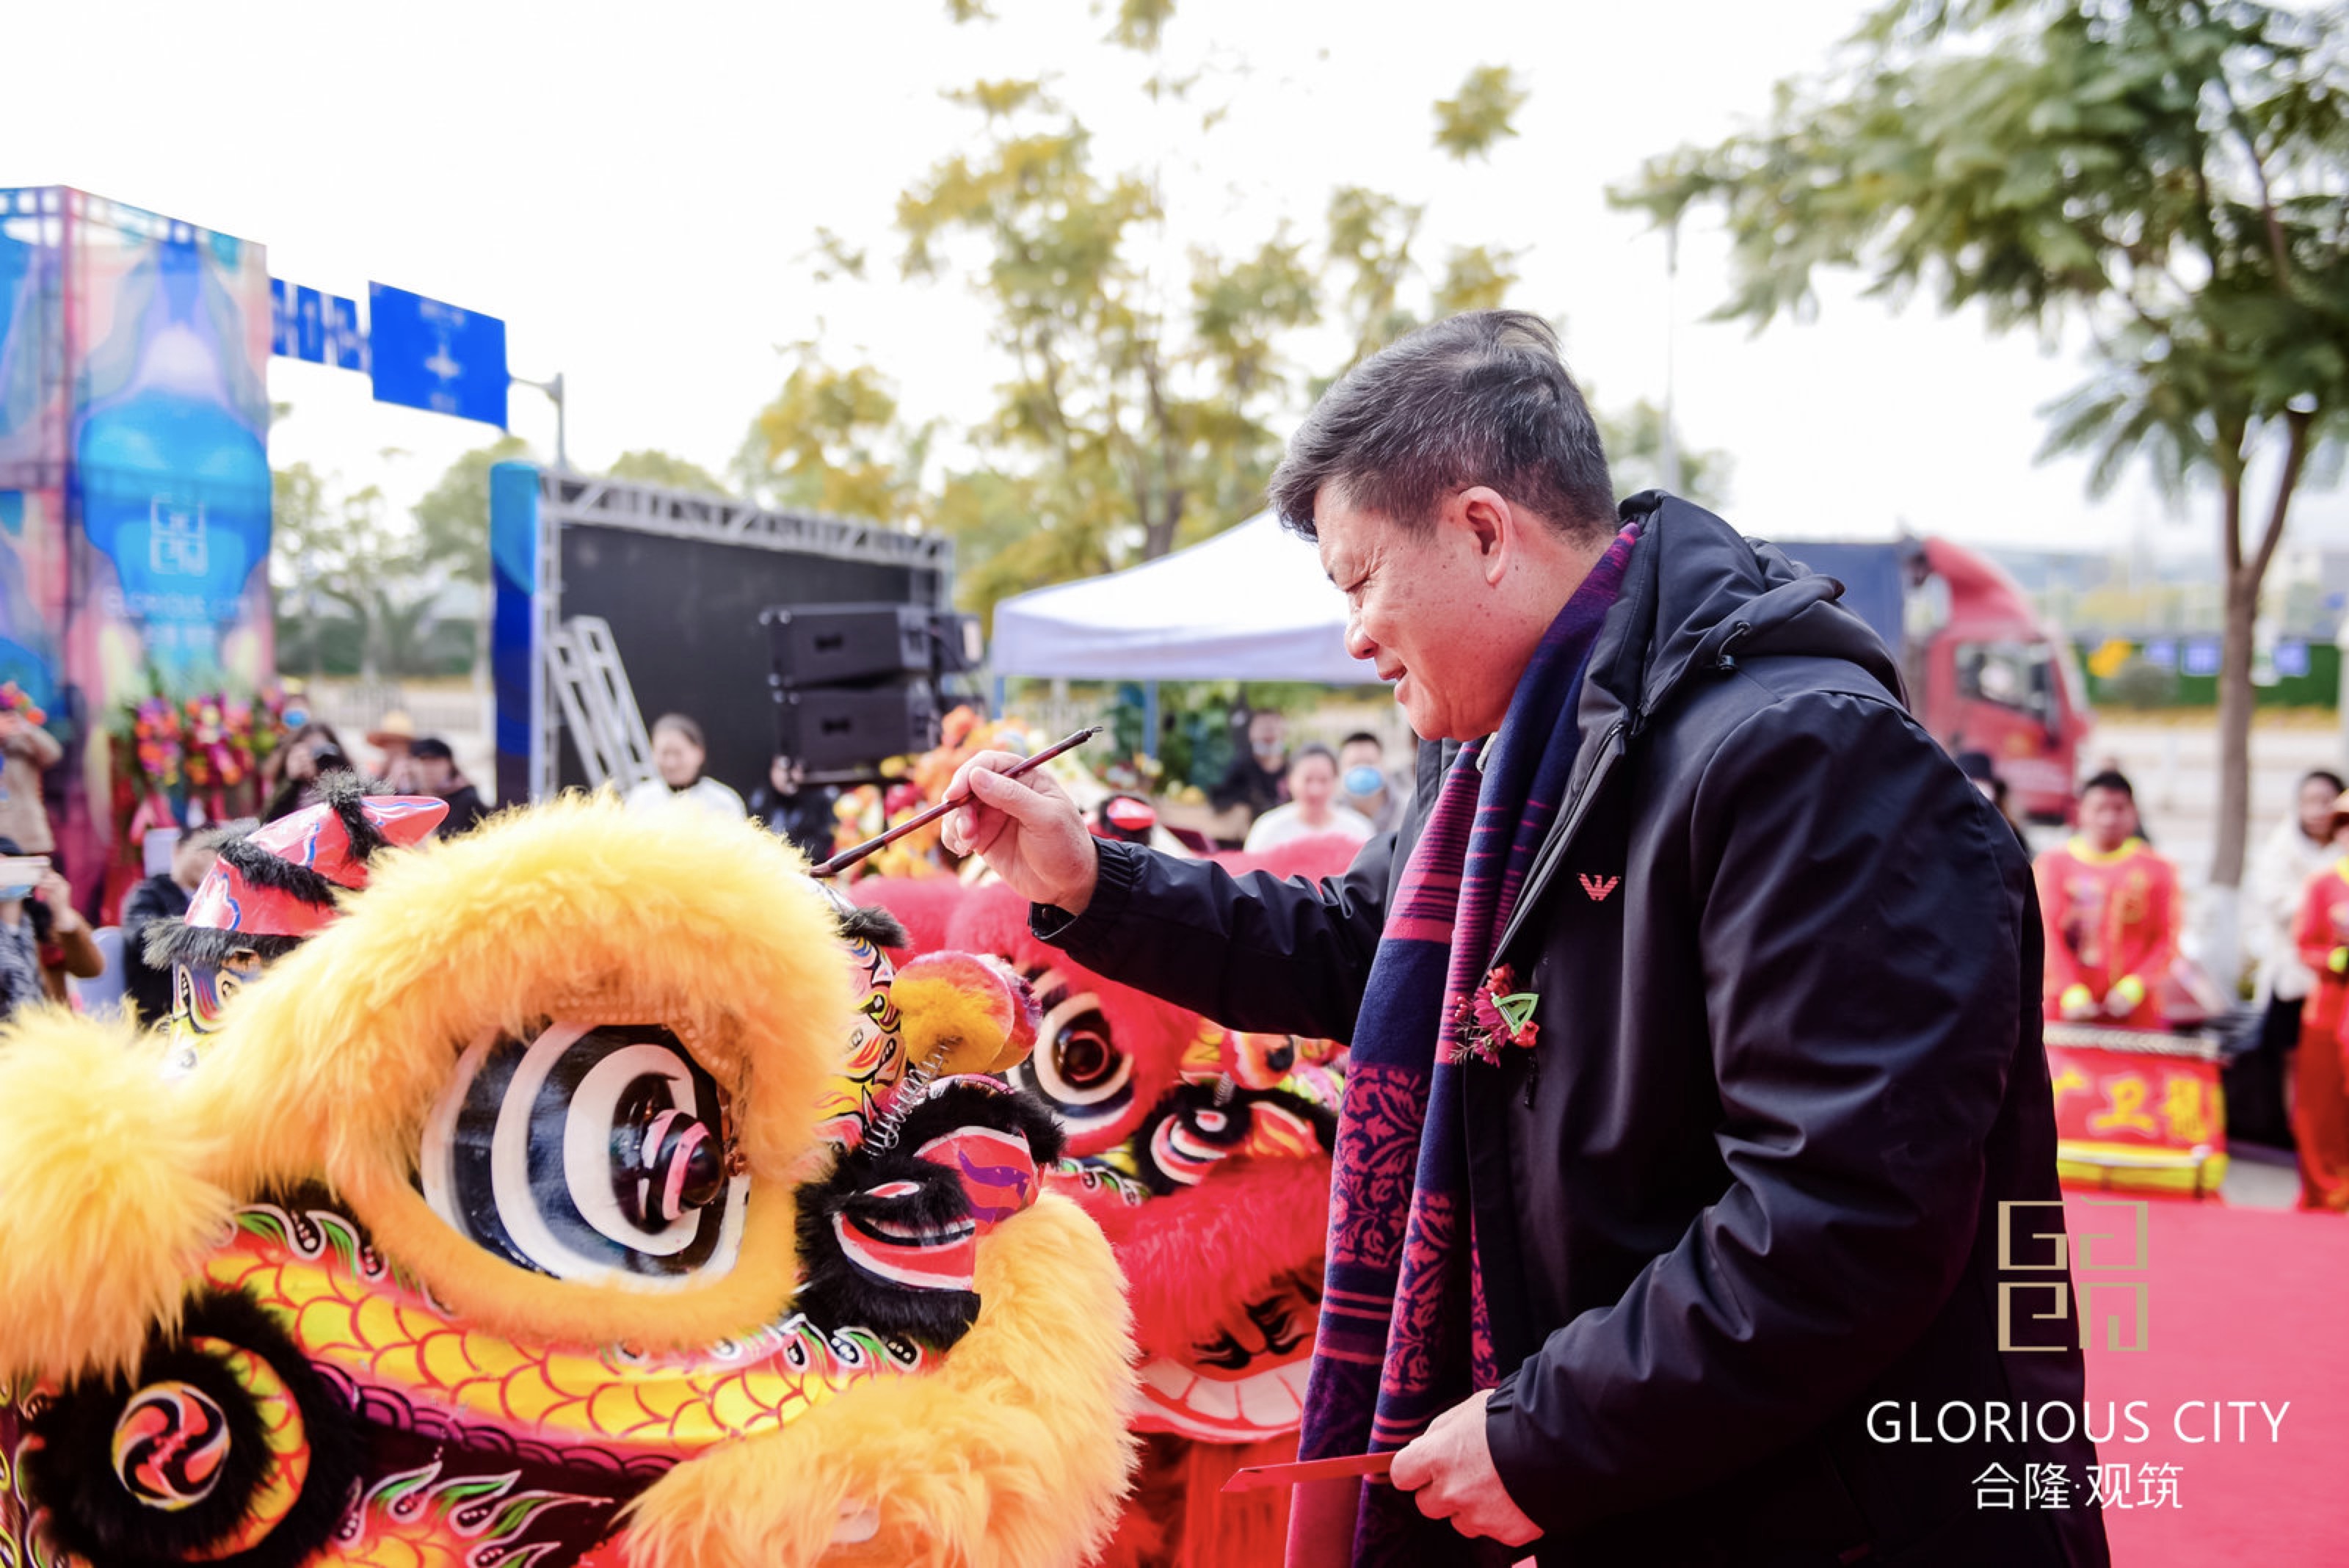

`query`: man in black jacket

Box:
[120,826,225,1025]
[943,311,2106,1567]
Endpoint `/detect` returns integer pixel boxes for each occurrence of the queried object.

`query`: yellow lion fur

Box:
[183,794,857,1352]
[0,1009,235,1383]
[891,971,1034,1078]
[622,1192,1138,1568]
[0,794,1139,1566]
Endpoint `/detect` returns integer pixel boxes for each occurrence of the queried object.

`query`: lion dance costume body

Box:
[0,796,1134,1568]
[859,831,1359,1568]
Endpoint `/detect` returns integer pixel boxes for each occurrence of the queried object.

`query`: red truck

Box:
[1785,537,2094,822]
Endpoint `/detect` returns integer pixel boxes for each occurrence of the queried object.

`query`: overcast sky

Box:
[14,0,2342,565]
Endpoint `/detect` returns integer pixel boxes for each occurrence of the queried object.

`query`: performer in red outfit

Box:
[2033,770,2180,1029]
[2290,794,2349,1212]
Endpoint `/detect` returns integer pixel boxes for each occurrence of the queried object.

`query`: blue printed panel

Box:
[489,460,540,805]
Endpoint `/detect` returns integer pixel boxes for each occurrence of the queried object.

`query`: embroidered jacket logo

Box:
[1579,874,1621,901]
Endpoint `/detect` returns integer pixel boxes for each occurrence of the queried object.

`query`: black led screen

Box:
[555,523,936,796]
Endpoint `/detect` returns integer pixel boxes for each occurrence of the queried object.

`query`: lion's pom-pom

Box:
[890,951,1042,1078]
[0,1009,234,1384]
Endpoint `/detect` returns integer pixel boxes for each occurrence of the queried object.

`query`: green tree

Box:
[607,449,731,496]
[735,348,930,521]
[895,80,1320,570]
[1433,64,1529,161]
[1598,397,1734,509]
[270,465,451,679]
[272,462,335,680]
[1616,0,2348,912]
[758,2,1720,633]
[413,435,535,587]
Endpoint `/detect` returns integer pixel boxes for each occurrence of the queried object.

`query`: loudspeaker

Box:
[763,603,934,689]
[775,680,942,772]
[932,612,984,673]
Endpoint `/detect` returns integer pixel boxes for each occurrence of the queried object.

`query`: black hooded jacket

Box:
[1036,494,2108,1567]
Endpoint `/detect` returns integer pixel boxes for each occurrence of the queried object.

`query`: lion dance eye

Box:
[111,1382,230,1510]
[420,1021,749,1285]
[1003,970,1133,1138]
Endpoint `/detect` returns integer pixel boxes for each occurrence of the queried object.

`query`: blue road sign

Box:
[269,278,292,356]
[326,294,366,371]
[368,283,507,427]
[294,285,326,363]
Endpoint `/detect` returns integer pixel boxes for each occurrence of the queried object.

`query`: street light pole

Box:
[511,371,567,472]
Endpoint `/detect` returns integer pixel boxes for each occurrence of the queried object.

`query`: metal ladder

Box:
[545,615,656,791]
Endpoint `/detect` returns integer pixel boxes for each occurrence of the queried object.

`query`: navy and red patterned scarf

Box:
[1293,523,1638,1566]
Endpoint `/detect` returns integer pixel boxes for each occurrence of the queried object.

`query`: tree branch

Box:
[2247,407,2315,591]
[2211,72,2295,288]
[2219,416,2248,577]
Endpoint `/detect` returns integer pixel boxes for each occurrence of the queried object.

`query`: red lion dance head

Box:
[867,829,1362,1566]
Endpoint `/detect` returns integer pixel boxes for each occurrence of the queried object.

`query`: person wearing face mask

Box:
[0,840,102,1021]
[1244,744,1376,853]
[1338,730,1406,835]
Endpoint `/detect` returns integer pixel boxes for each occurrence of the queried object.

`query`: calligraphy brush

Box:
[809,725,1104,879]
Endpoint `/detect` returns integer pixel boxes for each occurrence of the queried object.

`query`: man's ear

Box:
[1455,485,1515,585]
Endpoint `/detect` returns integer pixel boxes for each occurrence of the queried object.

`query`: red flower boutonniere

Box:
[1447,964,1541,1067]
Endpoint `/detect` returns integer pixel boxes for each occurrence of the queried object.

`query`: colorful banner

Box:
[0,187,274,900]
[2044,1023,2229,1199]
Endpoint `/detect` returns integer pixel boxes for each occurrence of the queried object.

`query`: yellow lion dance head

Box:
[0,796,1134,1567]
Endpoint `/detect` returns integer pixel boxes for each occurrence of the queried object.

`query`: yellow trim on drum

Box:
[2056,1138,2229,1198]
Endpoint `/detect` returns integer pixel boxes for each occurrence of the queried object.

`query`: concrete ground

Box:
[2221,1146,2301,1211]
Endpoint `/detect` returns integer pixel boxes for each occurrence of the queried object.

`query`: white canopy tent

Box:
[989,510,1379,683]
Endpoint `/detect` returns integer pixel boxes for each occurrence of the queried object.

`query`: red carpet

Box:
[2070,1194,2349,1563]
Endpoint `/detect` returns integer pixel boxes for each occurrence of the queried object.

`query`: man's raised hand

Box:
[940,749,1100,915]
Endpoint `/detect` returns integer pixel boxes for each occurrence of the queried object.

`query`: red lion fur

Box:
[878,835,1362,1568]
[850,873,971,959]
[948,882,1205,1157]
[1209,828,1371,887]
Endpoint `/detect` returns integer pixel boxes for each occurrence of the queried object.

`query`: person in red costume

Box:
[2033,771,2179,1028]
[2290,790,2349,1212]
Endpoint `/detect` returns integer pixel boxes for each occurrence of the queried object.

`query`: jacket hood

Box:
[1588,492,1906,737]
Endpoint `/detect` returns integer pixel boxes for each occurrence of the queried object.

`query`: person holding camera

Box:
[0,841,101,1020]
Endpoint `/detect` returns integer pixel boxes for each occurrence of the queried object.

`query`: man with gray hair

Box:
[945,311,2104,1567]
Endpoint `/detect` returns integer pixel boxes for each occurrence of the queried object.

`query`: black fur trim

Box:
[894,1078,1067,1170]
[319,772,388,863]
[793,1150,982,1349]
[217,836,344,907]
[1262,1085,1342,1154]
[24,1286,365,1568]
[838,903,910,952]
[142,919,305,970]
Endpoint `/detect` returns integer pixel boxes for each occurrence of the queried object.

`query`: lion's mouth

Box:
[1136,1354,1315,1442]
[832,1207,981,1292]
